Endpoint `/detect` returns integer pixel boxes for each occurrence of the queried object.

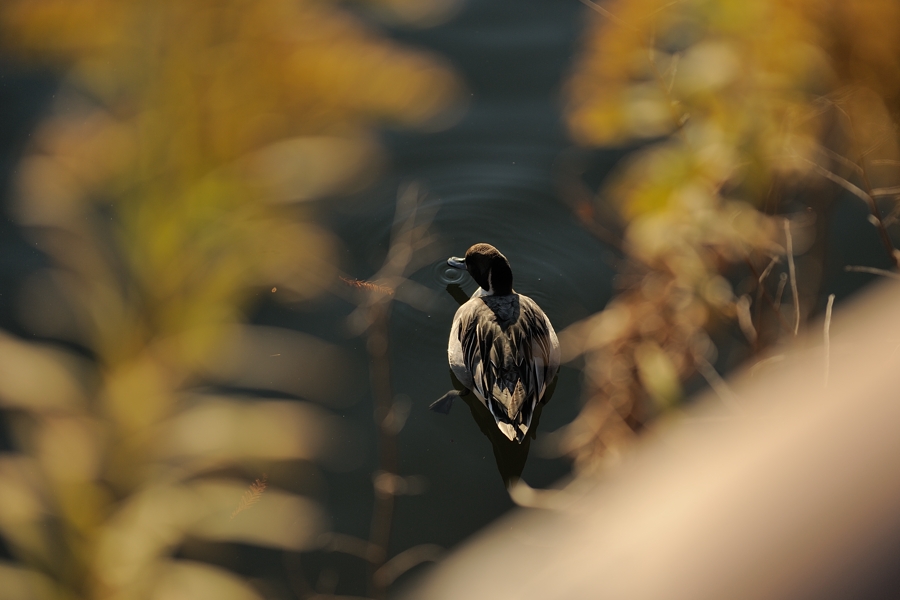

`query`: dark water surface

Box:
[259,0,619,589]
[249,0,623,592]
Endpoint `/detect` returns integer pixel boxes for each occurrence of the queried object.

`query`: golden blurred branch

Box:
[562,0,900,468]
[0,1,462,598]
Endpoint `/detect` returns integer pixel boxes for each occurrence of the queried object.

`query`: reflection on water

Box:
[437,367,558,487]
[460,390,535,487]
[443,282,471,306]
[434,263,467,286]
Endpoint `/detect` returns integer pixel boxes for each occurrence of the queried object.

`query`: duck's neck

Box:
[487,258,513,296]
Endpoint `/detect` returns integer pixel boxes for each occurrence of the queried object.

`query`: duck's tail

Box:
[490,380,531,443]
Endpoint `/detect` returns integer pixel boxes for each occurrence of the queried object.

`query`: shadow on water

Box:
[444,282,470,306]
[440,367,558,488]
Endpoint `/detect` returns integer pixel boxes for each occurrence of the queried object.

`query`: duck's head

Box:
[447,243,513,295]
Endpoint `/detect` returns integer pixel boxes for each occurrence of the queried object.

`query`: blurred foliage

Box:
[0,0,461,598]
[562,0,900,470]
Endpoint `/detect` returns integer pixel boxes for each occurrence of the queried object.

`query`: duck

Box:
[432,243,560,443]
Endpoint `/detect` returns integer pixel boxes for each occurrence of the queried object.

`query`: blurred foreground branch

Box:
[560,0,900,470]
[0,1,462,598]
[344,183,439,599]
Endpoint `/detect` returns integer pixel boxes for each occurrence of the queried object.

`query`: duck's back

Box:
[448,292,559,441]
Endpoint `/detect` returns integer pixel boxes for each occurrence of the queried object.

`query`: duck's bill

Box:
[447,256,466,269]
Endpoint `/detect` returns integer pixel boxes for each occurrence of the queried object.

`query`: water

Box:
[275,1,621,591]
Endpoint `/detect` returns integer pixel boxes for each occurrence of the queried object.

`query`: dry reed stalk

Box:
[231,474,268,519]
[824,294,835,388]
[340,276,395,296]
[784,220,800,336]
[844,265,900,281]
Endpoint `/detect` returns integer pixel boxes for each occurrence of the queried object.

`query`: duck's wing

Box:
[509,295,558,410]
[456,295,557,442]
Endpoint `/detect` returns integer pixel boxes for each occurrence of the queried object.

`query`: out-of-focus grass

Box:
[0,1,462,598]
[561,0,900,470]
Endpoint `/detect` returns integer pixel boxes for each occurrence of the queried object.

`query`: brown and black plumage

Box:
[441,243,559,443]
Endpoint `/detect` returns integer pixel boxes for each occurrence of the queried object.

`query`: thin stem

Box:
[360,184,433,600]
[578,0,631,28]
[841,102,900,268]
[372,544,443,588]
[882,202,900,227]
[824,294,835,388]
[743,256,793,335]
[735,295,757,347]
[693,354,742,414]
[758,255,780,286]
[872,185,900,197]
[784,220,800,336]
[844,265,900,281]
[647,31,689,136]
[774,272,788,313]
[801,154,898,265]
[284,552,315,600]
[366,302,396,600]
